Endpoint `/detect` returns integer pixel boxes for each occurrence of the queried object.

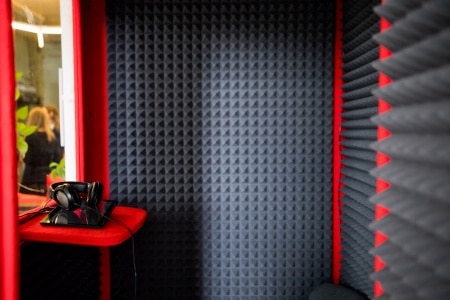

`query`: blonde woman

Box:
[20,106,62,195]
[45,105,64,155]
[44,105,60,132]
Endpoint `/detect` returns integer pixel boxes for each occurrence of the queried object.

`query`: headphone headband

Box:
[48,181,91,199]
[48,181,102,211]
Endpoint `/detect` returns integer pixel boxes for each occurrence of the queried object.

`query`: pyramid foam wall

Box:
[370,1,450,299]
[20,242,101,299]
[106,1,335,298]
[338,0,380,296]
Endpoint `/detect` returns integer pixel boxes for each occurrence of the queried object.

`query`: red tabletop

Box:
[19,206,147,246]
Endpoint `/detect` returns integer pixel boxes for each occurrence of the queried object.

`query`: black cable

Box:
[19,199,56,246]
[19,198,55,225]
[18,183,45,194]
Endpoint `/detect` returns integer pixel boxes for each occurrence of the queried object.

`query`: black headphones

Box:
[49,209,102,225]
[48,181,103,211]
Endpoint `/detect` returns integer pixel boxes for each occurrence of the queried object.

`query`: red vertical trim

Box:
[75,0,110,297]
[79,0,110,197]
[99,247,111,300]
[374,8,392,298]
[72,0,85,182]
[0,1,19,299]
[332,0,344,284]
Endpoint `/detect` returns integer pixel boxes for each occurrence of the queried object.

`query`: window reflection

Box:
[13,0,63,213]
[19,106,63,195]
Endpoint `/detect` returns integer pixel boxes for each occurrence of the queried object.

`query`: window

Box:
[14,0,76,213]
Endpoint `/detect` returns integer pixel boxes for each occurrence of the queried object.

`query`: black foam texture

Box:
[338,0,380,296]
[373,30,450,80]
[106,1,335,299]
[20,242,101,300]
[372,65,450,106]
[374,1,450,52]
[371,1,450,299]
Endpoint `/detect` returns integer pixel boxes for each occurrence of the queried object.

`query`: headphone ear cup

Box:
[87,182,103,209]
[53,184,81,210]
[51,210,81,224]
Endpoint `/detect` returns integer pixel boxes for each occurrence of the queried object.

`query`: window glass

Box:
[13,0,63,213]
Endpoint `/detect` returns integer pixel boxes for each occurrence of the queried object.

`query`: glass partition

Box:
[13,0,75,213]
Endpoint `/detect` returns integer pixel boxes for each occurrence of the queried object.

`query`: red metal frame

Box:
[75,0,110,194]
[332,0,344,284]
[73,0,110,298]
[0,1,19,299]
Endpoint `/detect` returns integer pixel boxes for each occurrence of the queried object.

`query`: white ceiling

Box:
[12,0,60,25]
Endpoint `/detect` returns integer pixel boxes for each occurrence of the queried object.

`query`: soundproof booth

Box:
[1,0,449,299]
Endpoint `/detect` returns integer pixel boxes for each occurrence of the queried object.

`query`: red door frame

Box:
[0,0,19,299]
[73,0,110,189]
[73,0,110,298]
[0,0,110,298]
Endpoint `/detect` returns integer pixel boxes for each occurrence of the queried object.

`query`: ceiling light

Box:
[12,21,61,48]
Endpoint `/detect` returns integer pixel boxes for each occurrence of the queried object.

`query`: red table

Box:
[19,205,147,299]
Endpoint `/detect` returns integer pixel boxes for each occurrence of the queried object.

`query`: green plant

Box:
[15,72,37,155]
[49,157,65,179]
[16,106,37,154]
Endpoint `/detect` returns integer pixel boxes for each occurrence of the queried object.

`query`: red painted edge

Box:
[374,9,392,298]
[0,1,19,299]
[332,0,344,284]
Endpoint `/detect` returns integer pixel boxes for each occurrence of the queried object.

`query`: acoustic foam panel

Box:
[370,0,450,299]
[106,1,334,298]
[338,0,380,297]
[20,242,101,300]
